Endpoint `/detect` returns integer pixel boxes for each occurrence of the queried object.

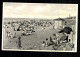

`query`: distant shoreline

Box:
[3,16,76,20]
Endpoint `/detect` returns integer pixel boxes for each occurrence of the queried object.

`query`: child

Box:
[48,37,54,46]
[41,41,46,47]
[52,34,58,46]
[45,38,49,47]
[52,34,57,40]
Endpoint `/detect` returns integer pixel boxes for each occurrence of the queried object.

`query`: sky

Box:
[3,2,78,19]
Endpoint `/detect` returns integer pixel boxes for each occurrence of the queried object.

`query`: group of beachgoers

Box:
[41,34,61,47]
[41,31,74,50]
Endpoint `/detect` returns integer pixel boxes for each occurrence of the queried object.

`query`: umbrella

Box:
[58,27,72,34]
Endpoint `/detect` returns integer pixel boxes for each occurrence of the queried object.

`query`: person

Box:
[48,37,54,46]
[41,41,46,47]
[56,34,61,45]
[13,33,16,38]
[52,34,57,40]
[60,35,68,44]
[6,31,9,38]
[52,34,60,46]
[52,34,57,45]
[17,36,22,49]
[68,31,73,43]
[45,38,49,47]
[50,37,53,42]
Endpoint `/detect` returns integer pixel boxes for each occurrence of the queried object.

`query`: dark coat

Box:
[60,36,68,41]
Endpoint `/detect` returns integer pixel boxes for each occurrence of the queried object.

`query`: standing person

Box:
[17,36,22,49]
[68,31,73,43]
[45,38,49,47]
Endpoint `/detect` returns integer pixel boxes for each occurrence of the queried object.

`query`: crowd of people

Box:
[3,19,53,37]
[3,19,75,50]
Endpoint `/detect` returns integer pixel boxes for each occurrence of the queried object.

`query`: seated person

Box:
[52,34,57,40]
[52,34,57,45]
[41,41,46,47]
[60,36,68,44]
[48,37,54,46]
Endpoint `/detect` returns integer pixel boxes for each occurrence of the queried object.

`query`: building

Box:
[53,18,65,30]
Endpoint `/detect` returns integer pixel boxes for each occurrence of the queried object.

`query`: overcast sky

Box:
[3,2,78,19]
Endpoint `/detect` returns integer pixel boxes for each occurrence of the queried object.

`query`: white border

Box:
[2,2,78,52]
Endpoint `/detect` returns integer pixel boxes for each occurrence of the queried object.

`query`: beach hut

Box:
[54,18,65,30]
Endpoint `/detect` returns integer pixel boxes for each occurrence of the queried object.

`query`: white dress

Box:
[68,32,73,43]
